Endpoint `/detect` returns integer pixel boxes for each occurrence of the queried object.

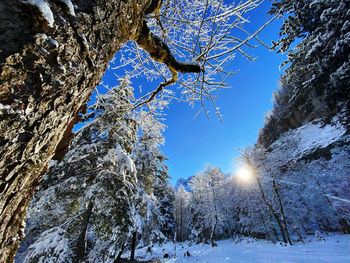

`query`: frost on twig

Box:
[116,0,273,119]
[133,20,201,108]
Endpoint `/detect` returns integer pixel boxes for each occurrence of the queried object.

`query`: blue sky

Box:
[81,1,286,185]
[161,2,286,184]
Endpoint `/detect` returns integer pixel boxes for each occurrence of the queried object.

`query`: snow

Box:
[22,0,54,27]
[0,103,14,114]
[23,227,73,263]
[0,103,21,115]
[58,0,75,16]
[131,234,350,263]
[268,118,346,165]
[175,176,194,191]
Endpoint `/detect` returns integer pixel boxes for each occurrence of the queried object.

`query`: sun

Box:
[236,167,254,184]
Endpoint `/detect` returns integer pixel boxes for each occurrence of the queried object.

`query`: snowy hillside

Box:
[265,116,347,167]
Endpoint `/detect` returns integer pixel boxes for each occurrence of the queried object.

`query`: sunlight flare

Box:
[236,167,254,184]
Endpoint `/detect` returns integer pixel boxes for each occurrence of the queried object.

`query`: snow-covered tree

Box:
[189,166,224,246]
[259,0,350,147]
[174,185,192,242]
[239,116,350,242]
[116,0,274,116]
[23,227,74,263]
[21,77,139,263]
[217,175,265,240]
[20,75,178,262]
[0,1,276,260]
[128,107,174,260]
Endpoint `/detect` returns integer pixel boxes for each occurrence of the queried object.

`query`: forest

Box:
[0,0,349,262]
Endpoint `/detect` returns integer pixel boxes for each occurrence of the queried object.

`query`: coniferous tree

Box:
[259,0,350,147]
[130,109,174,259]
[21,77,139,263]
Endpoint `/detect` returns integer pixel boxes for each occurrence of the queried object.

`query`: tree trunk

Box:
[72,202,94,263]
[210,186,218,247]
[114,243,125,263]
[256,178,288,244]
[180,203,183,242]
[129,231,137,261]
[0,1,151,262]
[210,218,217,247]
[273,180,292,245]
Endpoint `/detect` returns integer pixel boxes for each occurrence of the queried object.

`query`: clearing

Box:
[130,234,350,263]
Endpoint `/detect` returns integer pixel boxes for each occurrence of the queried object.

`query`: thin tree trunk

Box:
[0,1,151,262]
[256,178,288,244]
[291,218,305,244]
[244,157,288,243]
[180,202,183,242]
[73,202,93,263]
[273,180,292,245]
[210,217,218,247]
[210,183,218,247]
[114,243,125,263]
[129,231,137,261]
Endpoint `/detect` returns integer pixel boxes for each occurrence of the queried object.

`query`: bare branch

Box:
[135,21,202,74]
[115,0,276,117]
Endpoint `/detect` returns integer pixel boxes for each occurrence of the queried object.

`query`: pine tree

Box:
[259,0,350,147]
[129,109,174,259]
[22,77,139,263]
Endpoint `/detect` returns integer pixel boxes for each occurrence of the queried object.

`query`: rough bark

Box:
[0,0,151,262]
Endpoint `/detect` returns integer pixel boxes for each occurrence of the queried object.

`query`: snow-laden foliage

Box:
[130,110,174,253]
[173,117,350,245]
[243,0,350,242]
[240,117,350,241]
[174,185,191,242]
[115,0,272,117]
[17,1,350,257]
[188,166,224,246]
[19,77,173,262]
[24,227,73,263]
[259,0,350,147]
[22,77,138,261]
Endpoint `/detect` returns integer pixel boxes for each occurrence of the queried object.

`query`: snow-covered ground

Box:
[132,234,350,263]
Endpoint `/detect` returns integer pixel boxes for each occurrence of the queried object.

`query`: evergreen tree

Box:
[259,0,350,147]
[129,109,175,259]
[22,77,139,263]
